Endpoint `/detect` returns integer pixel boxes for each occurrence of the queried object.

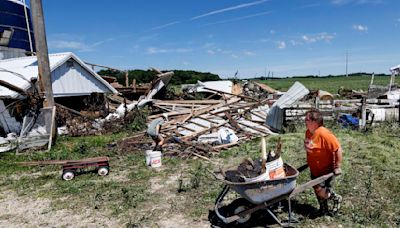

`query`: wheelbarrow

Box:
[213,163,333,226]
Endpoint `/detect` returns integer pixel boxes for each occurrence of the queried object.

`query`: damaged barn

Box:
[0,52,118,150]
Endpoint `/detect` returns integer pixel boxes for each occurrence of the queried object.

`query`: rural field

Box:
[260,75,392,94]
[0,78,399,227]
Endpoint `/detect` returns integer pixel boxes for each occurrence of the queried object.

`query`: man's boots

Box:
[329,192,342,214]
[318,199,329,215]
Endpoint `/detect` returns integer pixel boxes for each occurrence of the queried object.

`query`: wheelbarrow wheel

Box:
[227,198,254,225]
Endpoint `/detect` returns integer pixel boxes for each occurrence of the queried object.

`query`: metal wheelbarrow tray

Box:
[213,163,333,226]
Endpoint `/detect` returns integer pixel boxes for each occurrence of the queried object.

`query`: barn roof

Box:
[0,52,118,98]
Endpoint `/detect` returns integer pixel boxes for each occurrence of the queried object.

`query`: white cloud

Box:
[175,48,192,53]
[277,41,286,49]
[301,32,335,43]
[146,47,192,54]
[243,51,256,56]
[202,43,214,49]
[207,50,216,55]
[290,40,303,46]
[270,30,276,35]
[147,47,168,54]
[299,3,320,8]
[48,36,115,52]
[202,11,272,26]
[331,0,382,5]
[191,0,269,20]
[331,0,351,4]
[353,24,368,32]
[49,41,87,50]
[148,21,180,31]
[231,54,239,59]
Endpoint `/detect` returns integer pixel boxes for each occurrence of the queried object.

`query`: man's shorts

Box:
[311,174,335,189]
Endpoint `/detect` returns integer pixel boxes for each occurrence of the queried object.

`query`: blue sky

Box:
[36,0,400,78]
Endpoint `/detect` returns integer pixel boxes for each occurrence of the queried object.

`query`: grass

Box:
[0,122,399,226]
[259,75,392,93]
[183,122,400,227]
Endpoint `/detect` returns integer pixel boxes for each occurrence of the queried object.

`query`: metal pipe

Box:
[22,0,34,53]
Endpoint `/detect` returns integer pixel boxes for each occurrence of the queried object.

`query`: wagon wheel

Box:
[62,170,75,181]
[97,166,109,176]
[227,198,255,225]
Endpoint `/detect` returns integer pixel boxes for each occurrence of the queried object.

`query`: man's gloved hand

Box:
[333,167,342,176]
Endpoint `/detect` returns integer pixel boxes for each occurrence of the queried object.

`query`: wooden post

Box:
[398,99,400,126]
[315,96,320,109]
[30,0,54,108]
[370,72,375,86]
[359,97,367,130]
[125,71,129,87]
[30,0,56,142]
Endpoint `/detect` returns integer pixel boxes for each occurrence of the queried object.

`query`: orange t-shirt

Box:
[304,126,341,177]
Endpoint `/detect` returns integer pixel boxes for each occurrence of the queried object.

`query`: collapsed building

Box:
[0,52,118,136]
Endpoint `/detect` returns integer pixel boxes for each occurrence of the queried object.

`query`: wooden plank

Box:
[210,102,263,115]
[224,111,242,131]
[201,86,259,101]
[153,99,222,105]
[249,111,266,120]
[238,120,271,135]
[193,97,241,117]
[18,156,109,166]
[197,115,221,124]
[181,120,229,140]
[188,119,210,128]
[47,106,57,151]
[148,98,239,120]
[55,103,83,117]
[177,124,199,132]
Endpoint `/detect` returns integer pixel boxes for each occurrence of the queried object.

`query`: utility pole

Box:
[264,68,267,80]
[31,0,56,148]
[345,50,348,77]
[30,0,54,108]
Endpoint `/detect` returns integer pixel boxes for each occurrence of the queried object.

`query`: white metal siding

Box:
[51,60,110,97]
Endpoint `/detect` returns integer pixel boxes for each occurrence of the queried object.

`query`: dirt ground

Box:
[0,169,211,227]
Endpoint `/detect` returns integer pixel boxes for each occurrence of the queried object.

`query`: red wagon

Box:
[19,156,110,181]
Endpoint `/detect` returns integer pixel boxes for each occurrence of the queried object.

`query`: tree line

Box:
[97,69,220,85]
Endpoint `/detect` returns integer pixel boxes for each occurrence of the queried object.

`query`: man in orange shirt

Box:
[304,109,343,216]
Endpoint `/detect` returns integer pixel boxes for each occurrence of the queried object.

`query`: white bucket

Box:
[145,150,162,168]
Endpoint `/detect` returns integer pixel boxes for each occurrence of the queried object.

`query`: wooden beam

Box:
[181,120,229,140]
[224,111,242,131]
[237,121,271,135]
[200,86,259,102]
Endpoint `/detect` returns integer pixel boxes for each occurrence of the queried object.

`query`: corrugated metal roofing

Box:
[0,52,117,98]
[390,64,400,73]
[266,81,309,132]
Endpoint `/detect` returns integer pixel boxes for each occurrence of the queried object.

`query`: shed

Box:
[0,52,117,99]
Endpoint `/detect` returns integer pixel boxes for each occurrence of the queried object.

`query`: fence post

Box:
[359,97,367,130]
[398,99,400,125]
[315,97,320,110]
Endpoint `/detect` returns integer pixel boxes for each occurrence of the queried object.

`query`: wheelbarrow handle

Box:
[296,164,309,173]
[289,173,334,198]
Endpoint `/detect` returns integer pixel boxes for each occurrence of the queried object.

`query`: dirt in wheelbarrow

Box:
[224,158,264,182]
